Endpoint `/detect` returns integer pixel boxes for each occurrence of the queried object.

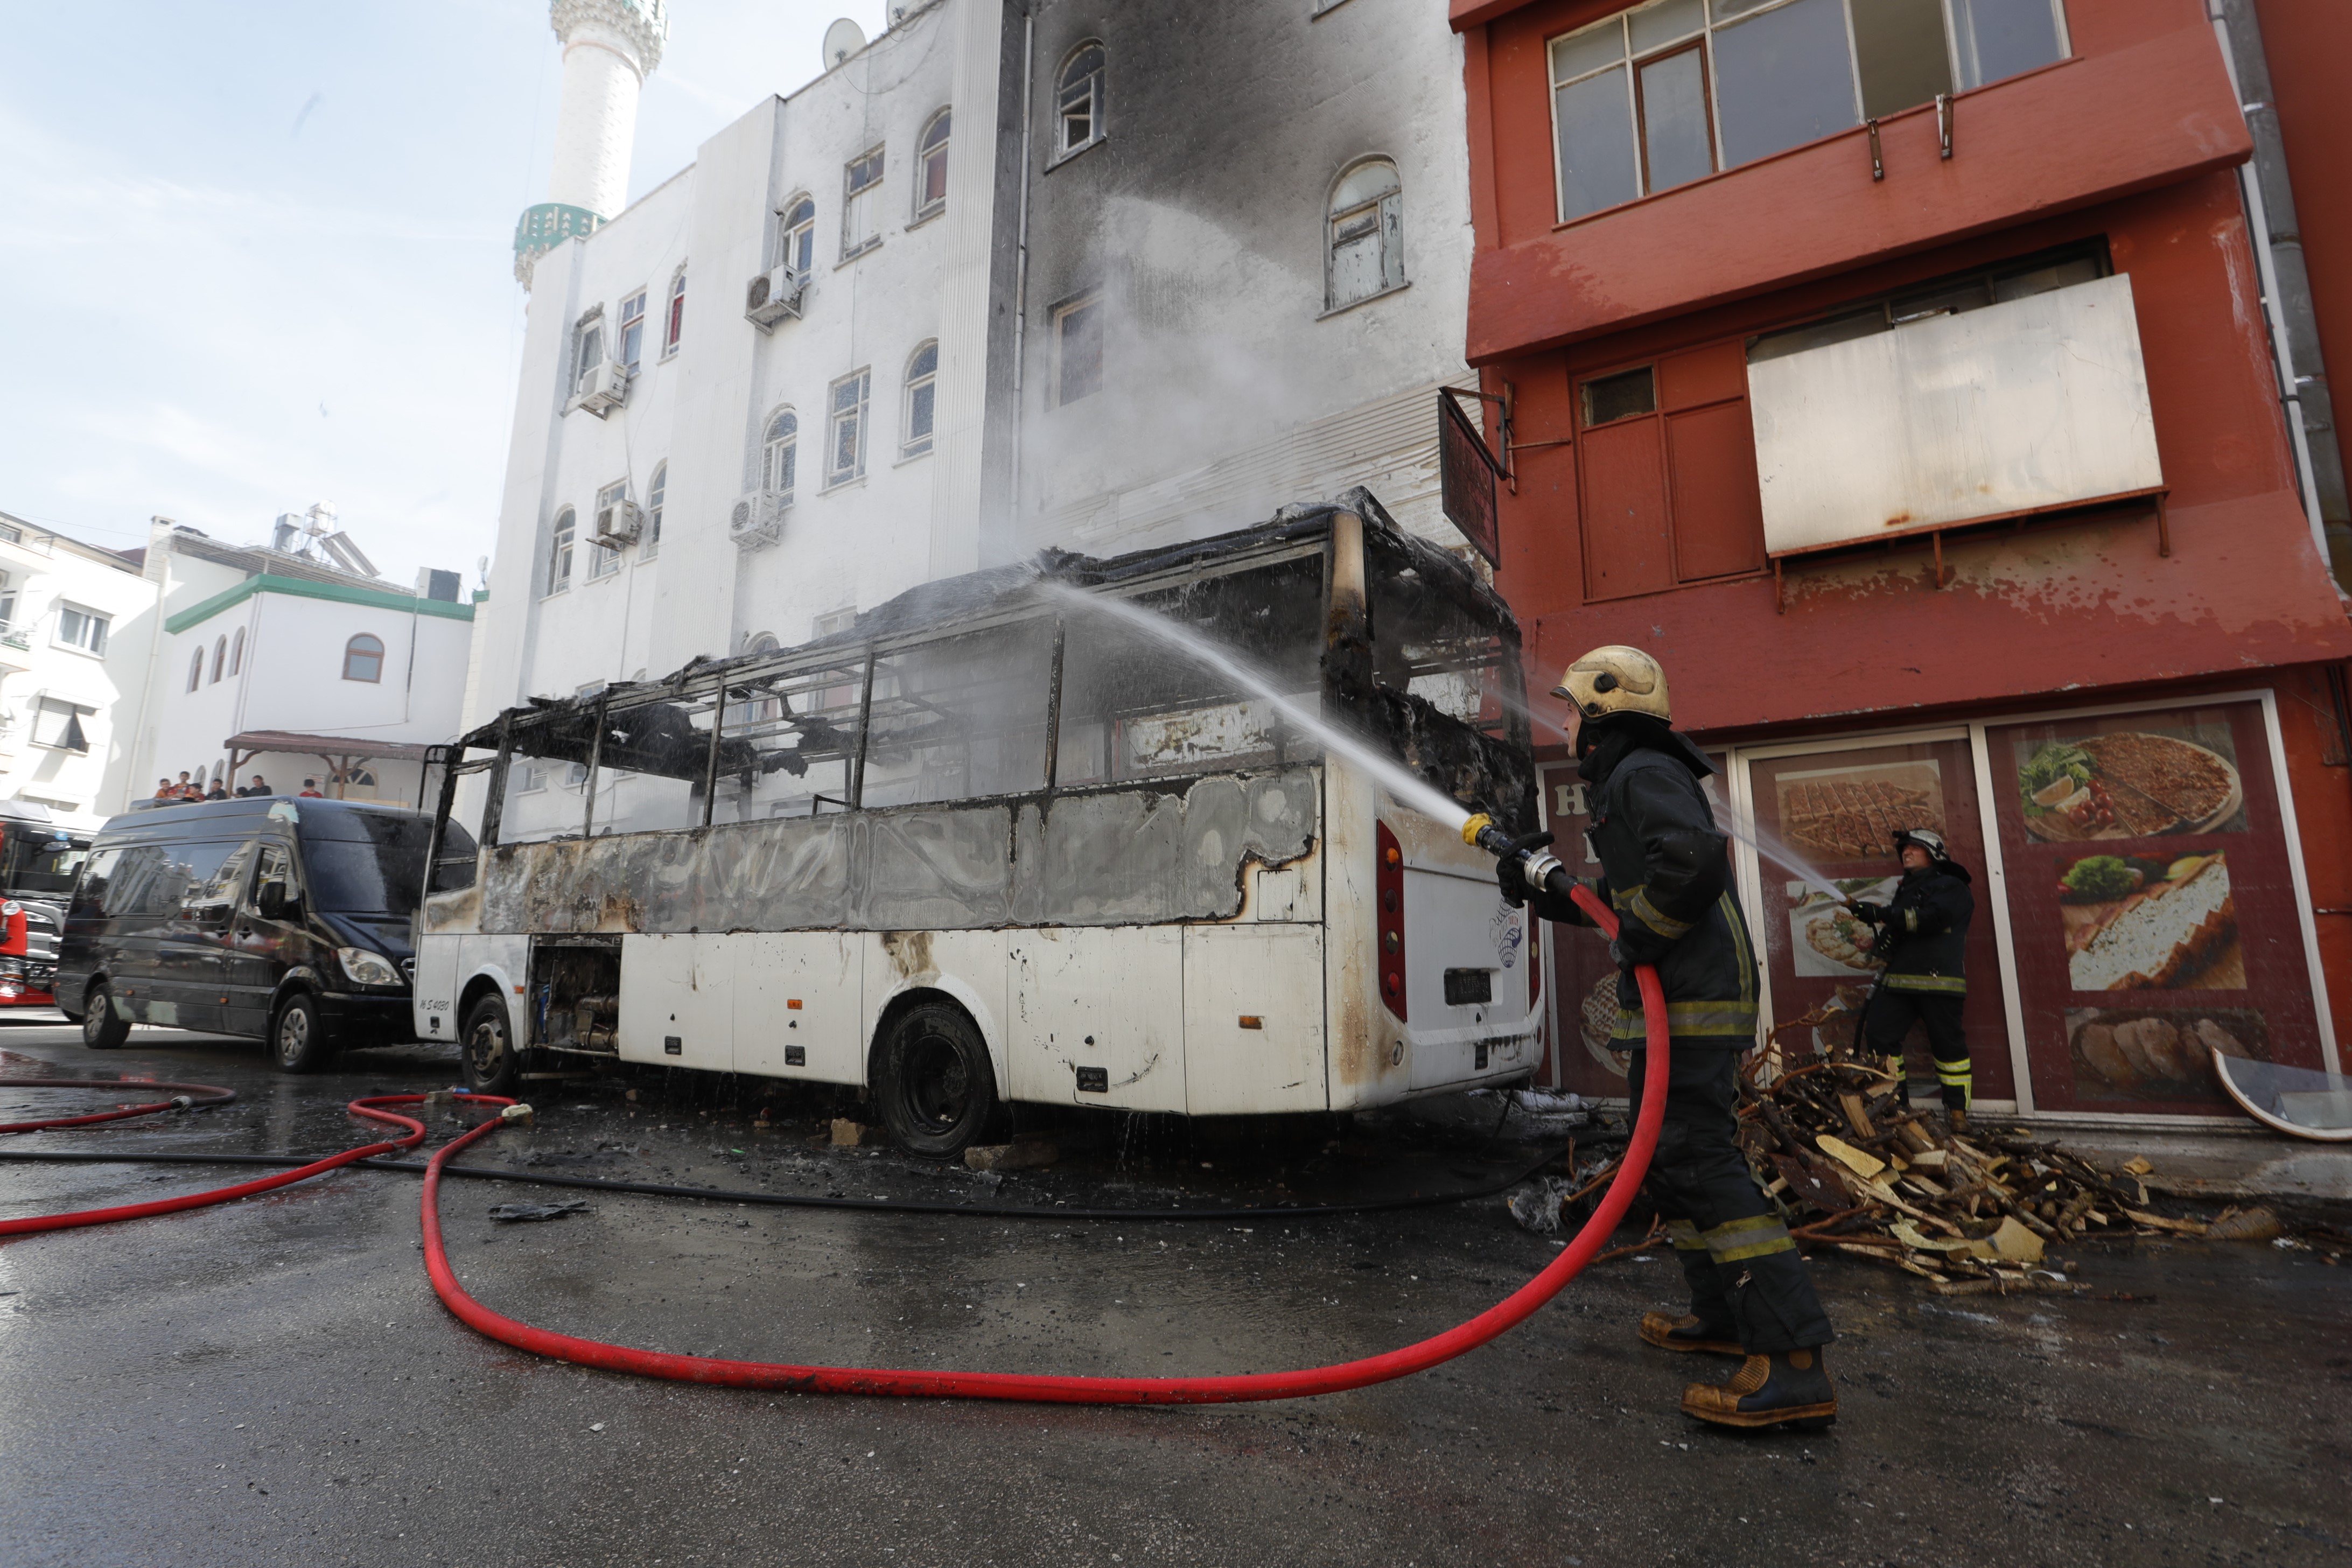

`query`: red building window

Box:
[1577,340,1765,600]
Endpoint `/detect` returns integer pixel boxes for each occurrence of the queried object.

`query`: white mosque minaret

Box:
[513,0,667,286]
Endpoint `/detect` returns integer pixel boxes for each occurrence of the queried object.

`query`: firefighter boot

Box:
[1681,1348,1837,1430]
[1639,1312,1741,1356]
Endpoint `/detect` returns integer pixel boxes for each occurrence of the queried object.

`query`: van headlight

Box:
[338,947,402,986]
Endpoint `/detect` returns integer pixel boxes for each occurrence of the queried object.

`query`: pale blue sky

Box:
[2,1,891,585]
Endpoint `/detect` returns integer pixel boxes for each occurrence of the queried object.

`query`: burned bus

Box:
[414,496,1541,1155]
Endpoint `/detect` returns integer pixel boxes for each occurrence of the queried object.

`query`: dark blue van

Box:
[58,796,473,1070]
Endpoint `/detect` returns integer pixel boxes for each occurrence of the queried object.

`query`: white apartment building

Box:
[472,0,1479,839]
[0,510,158,827]
[135,517,475,808]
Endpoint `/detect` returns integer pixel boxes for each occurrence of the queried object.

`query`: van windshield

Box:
[300,815,470,914]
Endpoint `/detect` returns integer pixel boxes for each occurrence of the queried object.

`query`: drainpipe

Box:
[1006,5,1035,546]
[2210,0,2350,591]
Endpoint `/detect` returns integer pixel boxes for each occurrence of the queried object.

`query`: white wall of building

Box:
[0,514,159,826]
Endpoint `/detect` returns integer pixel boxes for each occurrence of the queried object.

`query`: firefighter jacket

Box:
[1873,864,1973,996]
[1527,722,1759,1051]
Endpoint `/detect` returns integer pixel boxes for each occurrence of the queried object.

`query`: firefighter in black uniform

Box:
[1849,829,1977,1131]
[1496,646,1837,1429]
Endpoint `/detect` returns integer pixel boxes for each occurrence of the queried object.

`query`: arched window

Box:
[902,340,939,458]
[210,635,227,683]
[663,268,687,355]
[547,508,576,595]
[643,461,666,556]
[228,626,244,677]
[1056,43,1105,157]
[342,634,385,683]
[186,647,204,693]
[762,409,799,497]
[1326,157,1404,311]
[916,109,951,219]
[778,196,816,279]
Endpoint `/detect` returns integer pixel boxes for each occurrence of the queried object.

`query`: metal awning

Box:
[222,730,434,800]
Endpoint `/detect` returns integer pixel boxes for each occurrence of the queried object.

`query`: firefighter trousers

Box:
[1625,1047,1835,1355]
[1863,986,1971,1110]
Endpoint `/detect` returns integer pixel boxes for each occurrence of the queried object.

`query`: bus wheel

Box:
[271,993,333,1073]
[81,981,129,1050]
[874,1001,999,1159]
[460,993,523,1096]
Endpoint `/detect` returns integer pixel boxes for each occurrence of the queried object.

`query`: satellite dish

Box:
[822,18,866,69]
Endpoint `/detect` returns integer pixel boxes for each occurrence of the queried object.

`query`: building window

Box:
[547,508,576,595]
[643,463,666,557]
[1054,295,1103,406]
[211,635,227,684]
[516,764,549,794]
[572,311,606,396]
[186,648,204,692]
[343,634,385,683]
[1548,0,2068,225]
[843,147,885,258]
[1056,42,1106,158]
[1326,158,1404,311]
[664,269,686,355]
[0,522,20,545]
[55,605,108,655]
[591,480,626,578]
[31,698,89,752]
[902,340,939,458]
[763,410,799,496]
[229,626,244,676]
[915,109,951,220]
[0,571,16,632]
[618,289,647,373]
[778,195,816,278]
[827,372,871,487]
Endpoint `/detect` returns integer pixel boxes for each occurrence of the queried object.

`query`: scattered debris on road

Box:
[487,1200,592,1223]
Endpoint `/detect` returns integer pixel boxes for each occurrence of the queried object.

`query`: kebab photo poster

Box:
[1991,701,2322,1111]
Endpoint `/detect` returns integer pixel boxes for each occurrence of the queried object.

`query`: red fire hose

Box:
[0,1092,438,1238]
[415,884,1667,1405]
[0,1077,236,1135]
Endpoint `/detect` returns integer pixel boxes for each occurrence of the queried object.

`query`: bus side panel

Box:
[732,932,863,1085]
[1007,926,1185,1112]
[411,932,461,1041]
[1184,923,1327,1115]
[861,930,1009,1094]
[618,933,733,1072]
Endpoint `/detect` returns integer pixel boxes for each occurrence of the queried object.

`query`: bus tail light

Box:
[1376,821,1406,1022]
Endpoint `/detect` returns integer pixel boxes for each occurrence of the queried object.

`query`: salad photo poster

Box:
[1991,701,2324,1112]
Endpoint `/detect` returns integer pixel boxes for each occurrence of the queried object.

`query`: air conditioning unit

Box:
[571,357,630,418]
[729,490,788,550]
[593,499,643,548]
[744,266,807,331]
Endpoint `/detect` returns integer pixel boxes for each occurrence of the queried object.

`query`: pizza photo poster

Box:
[1987,701,2325,1114]
[1742,740,2015,1098]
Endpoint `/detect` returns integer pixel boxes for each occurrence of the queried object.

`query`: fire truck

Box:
[0,802,89,1006]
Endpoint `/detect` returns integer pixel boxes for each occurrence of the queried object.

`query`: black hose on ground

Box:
[0,1138,1595,1222]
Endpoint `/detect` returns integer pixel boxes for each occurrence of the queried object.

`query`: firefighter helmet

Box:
[1893,827,1951,864]
[1553,645,1671,723]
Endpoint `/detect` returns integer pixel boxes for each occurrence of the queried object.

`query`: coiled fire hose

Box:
[0,1076,235,1135]
[3,820,1668,1405]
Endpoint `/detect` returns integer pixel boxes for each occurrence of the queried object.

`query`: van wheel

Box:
[460,993,522,1096]
[81,981,129,1050]
[271,993,333,1073]
[873,1000,999,1159]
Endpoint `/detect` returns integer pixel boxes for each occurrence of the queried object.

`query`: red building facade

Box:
[1450,0,2352,1122]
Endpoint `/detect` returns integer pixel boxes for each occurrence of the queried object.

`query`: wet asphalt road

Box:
[3,1023,2348,1568]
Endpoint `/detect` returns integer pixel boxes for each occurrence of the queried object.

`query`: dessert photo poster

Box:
[1742,740,2014,1098]
[1989,700,2325,1112]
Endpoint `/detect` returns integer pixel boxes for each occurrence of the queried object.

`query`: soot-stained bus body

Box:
[414,496,1541,1155]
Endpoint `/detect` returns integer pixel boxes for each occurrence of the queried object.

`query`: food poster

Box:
[1535,754,1733,1097]
[1742,741,2015,1098]
[1988,701,2325,1113]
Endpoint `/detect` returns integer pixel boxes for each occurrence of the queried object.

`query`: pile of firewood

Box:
[1731,1056,2279,1294]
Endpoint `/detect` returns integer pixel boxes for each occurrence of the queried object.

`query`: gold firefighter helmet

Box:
[1553,645,1671,723]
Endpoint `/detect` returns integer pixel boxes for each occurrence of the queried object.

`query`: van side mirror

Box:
[257,879,296,920]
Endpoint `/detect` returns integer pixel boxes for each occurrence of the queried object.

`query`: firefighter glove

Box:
[1846,900,1888,925]
[1494,831,1559,908]
[1611,920,1675,972]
